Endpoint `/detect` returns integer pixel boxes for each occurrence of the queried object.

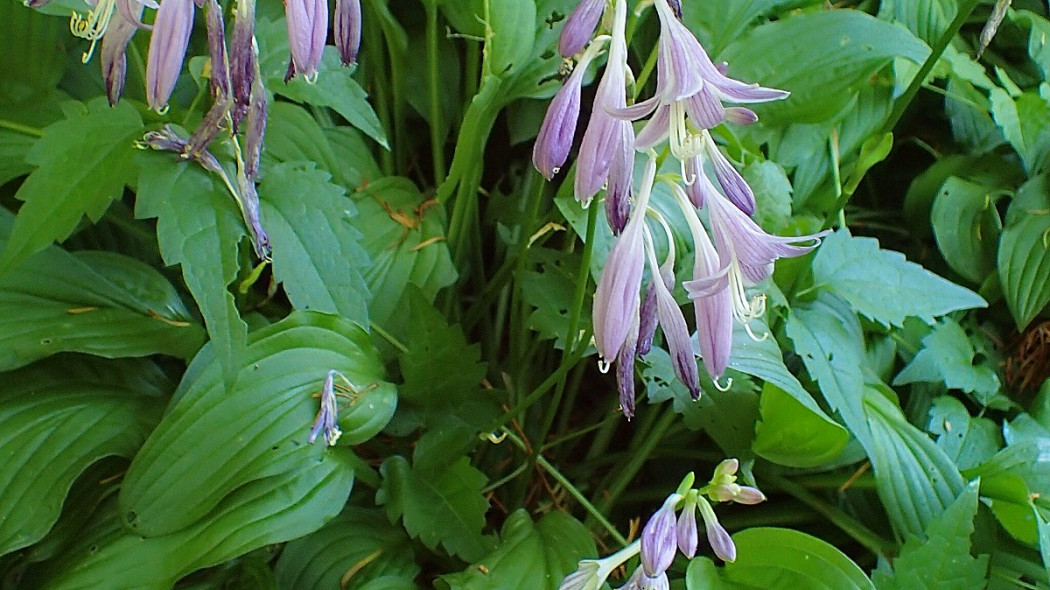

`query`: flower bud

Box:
[285,0,327,81]
[334,0,362,66]
[559,0,603,57]
[100,0,142,105]
[146,0,195,112]
[640,495,680,576]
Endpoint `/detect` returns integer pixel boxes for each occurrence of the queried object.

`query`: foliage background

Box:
[2,0,1050,588]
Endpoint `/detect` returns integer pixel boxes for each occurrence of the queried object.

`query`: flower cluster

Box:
[560,460,765,589]
[533,0,828,417]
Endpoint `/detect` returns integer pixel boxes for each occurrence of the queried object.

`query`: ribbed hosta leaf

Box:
[119,311,395,536]
[0,358,166,555]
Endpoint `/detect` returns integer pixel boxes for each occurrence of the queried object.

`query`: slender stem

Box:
[634,42,660,98]
[425,2,447,183]
[501,429,628,546]
[594,407,678,516]
[0,119,44,137]
[369,321,409,354]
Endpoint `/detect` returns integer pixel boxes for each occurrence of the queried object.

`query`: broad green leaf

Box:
[682,0,813,56]
[483,0,536,79]
[893,319,1000,402]
[721,10,930,124]
[0,210,204,369]
[743,160,793,233]
[135,151,247,387]
[41,453,353,590]
[812,230,986,327]
[259,162,371,326]
[437,510,595,590]
[0,129,34,186]
[0,357,164,555]
[377,455,492,562]
[262,102,344,185]
[685,557,730,590]
[754,383,850,468]
[876,0,955,45]
[325,126,383,189]
[0,98,142,275]
[931,176,1002,283]
[0,2,66,99]
[990,87,1050,175]
[965,437,1050,544]
[721,527,875,590]
[351,177,457,332]
[120,311,393,536]
[274,509,419,590]
[871,482,988,590]
[998,176,1050,329]
[864,391,966,537]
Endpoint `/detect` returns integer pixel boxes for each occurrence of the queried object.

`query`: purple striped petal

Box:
[533,62,587,180]
[285,0,327,80]
[229,1,256,129]
[676,499,698,558]
[641,495,679,576]
[634,103,671,152]
[636,281,658,357]
[100,0,141,105]
[687,223,732,380]
[707,190,826,270]
[592,212,645,365]
[683,83,724,130]
[651,266,699,399]
[616,318,638,419]
[334,0,361,66]
[559,0,603,57]
[145,0,195,112]
[605,123,635,234]
[704,136,755,215]
[203,0,228,98]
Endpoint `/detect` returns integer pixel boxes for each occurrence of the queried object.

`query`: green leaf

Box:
[893,319,1000,402]
[274,509,419,590]
[998,176,1050,329]
[262,102,344,186]
[990,87,1050,175]
[437,510,595,590]
[483,0,536,78]
[0,2,66,99]
[927,396,1001,471]
[812,230,986,327]
[377,455,492,562]
[0,129,35,186]
[742,159,793,233]
[0,211,204,369]
[871,481,988,590]
[721,10,930,124]
[0,98,142,275]
[876,0,955,45]
[721,527,875,590]
[754,383,850,468]
[41,453,353,590]
[863,391,966,538]
[135,152,247,387]
[351,177,457,331]
[0,357,164,555]
[930,176,1002,284]
[119,311,392,536]
[259,162,371,326]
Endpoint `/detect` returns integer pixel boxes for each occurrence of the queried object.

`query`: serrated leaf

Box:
[135,151,247,387]
[519,248,586,348]
[872,482,988,590]
[721,527,875,590]
[0,357,164,555]
[990,87,1050,175]
[927,396,1001,471]
[0,98,142,275]
[863,391,966,538]
[262,102,344,185]
[377,456,492,562]
[352,177,457,332]
[893,319,1000,402]
[437,510,595,590]
[120,311,392,536]
[812,230,986,327]
[998,186,1050,329]
[259,162,370,326]
[0,211,204,369]
[274,509,419,590]
[931,176,1002,283]
[40,453,352,590]
[720,10,930,124]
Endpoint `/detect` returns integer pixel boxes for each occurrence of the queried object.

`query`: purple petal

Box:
[706,520,736,562]
[243,65,268,181]
[652,0,704,101]
[654,277,699,400]
[533,65,586,180]
[704,138,755,215]
[100,0,141,106]
[708,190,827,270]
[634,103,671,152]
[285,0,328,79]
[733,486,766,505]
[636,281,658,357]
[641,496,679,576]
[605,124,635,234]
[616,319,638,420]
[334,0,362,66]
[592,214,645,365]
[686,220,733,380]
[229,3,256,129]
[203,0,229,98]
[559,0,603,57]
[683,83,725,130]
[725,107,758,125]
[676,500,698,558]
[145,0,195,111]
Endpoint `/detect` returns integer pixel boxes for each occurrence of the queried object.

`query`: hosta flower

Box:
[707,459,766,505]
[69,0,155,62]
[99,0,144,105]
[676,496,699,558]
[559,0,604,58]
[533,39,604,181]
[641,494,682,576]
[619,568,669,590]
[308,370,343,446]
[559,541,642,590]
[285,0,328,81]
[145,0,195,112]
[697,496,736,562]
[229,0,257,128]
[334,0,362,66]
[642,226,700,399]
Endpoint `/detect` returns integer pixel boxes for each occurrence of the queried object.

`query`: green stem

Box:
[425,2,447,183]
[501,429,628,546]
[593,407,678,516]
[369,321,409,354]
[0,119,44,137]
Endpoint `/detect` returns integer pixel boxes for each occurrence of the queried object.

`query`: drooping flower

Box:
[676,495,698,558]
[558,0,604,58]
[145,0,195,112]
[285,0,328,81]
[641,494,681,577]
[99,0,143,105]
[697,497,736,562]
[229,0,257,128]
[559,541,642,590]
[533,39,605,180]
[334,0,362,66]
[308,370,343,446]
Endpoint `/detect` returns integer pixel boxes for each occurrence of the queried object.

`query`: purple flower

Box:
[615,318,639,419]
[202,0,228,98]
[229,0,257,129]
[285,0,328,81]
[641,494,680,576]
[559,0,604,58]
[99,0,144,105]
[308,370,342,446]
[533,41,602,180]
[619,568,669,590]
[146,0,195,112]
[334,0,362,66]
[642,227,700,400]
[676,497,698,558]
[636,281,658,357]
[697,498,736,562]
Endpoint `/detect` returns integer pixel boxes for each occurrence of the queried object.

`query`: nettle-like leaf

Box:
[990,87,1050,175]
[274,509,420,590]
[40,453,352,590]
[377,455,493,562]
[135,151,247,387]
[259,161,371,326]
[720,9,930,124]
[0,357,166,555]
[0,98,142,276]
[685,528,875,590]
[0,211,204,370]
[998,175,1050,330]
[893,318,1000,403]
[872,481,988,590]
[119,311,392,536]
[812,230,986,328]
[927,396,1001,471]
[437,510,595,590]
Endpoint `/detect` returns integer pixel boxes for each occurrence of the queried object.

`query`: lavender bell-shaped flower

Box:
[334,0,362,66]
[532,40,603,180]
[615,316,639,419]
[676,496,699,558]
[145,0,195,112]
[308,370,343,446]
[559,0,604,58]
[641,494,680,577]
[285,0,328,81]
[99,0,143,105]
[697,497,736,562]
[643,226,700,399]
